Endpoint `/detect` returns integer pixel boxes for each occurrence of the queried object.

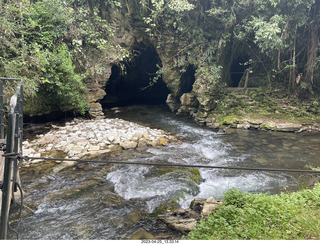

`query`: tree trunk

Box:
[306,1,320,85]
[278,21,289,71]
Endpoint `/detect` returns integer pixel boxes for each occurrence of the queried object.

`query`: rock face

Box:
[177,93,198,116]
[23,117,177,164]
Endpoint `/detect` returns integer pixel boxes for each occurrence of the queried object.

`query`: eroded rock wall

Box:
[80,1,228,122]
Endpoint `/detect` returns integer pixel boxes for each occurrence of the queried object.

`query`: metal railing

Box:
[0,78,23,240]
[0,80,4,139]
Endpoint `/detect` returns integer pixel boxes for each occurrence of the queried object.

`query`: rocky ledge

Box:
[206,117,320,133]
[23,118,177,164]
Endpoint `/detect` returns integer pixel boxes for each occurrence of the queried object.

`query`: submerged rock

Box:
[131,229,155,240]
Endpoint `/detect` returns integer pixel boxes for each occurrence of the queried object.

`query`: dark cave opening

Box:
[101,44,170,107]
[180,64,195,95]
[230,56,249,87]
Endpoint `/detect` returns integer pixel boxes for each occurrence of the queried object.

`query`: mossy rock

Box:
[159,167,202,184]
[218,116,240,126]
[260,123,276,130]
[151,193,185,217]
[151,168,202,216]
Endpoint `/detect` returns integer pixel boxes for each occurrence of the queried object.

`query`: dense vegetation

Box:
[2,0,320,240]
[1,0,320,117]
[186,185,320,240]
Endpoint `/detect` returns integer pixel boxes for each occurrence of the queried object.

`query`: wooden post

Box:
[244,69,250,91]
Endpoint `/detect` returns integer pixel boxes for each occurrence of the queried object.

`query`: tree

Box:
[0,0,87,115]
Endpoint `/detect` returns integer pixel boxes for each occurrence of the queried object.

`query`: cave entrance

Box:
[101,44,170,107]
[230,56,249,87]
[180,64,195,95]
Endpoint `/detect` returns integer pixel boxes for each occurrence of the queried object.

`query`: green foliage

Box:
[0,0,88,115]
[26,44,87,115]
[186,184,320,240]
[250,15,283,53]
[249,89,265,100]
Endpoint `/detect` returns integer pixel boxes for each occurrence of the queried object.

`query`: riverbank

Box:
[170,87,320,133]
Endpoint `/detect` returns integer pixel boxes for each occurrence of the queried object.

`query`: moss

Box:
[218,116,240,126]
[159,167,202,184]
[188,168,202,184]
[151,193,184,217]
[260,124,276,130]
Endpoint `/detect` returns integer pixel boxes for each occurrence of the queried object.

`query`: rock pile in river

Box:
[23,118,177,163]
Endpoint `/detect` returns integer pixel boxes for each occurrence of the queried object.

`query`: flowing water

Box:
[9,105,320,240]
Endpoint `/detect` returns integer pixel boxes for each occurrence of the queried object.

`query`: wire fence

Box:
[11,154,320,174]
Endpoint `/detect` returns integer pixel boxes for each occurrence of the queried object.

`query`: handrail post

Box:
[0,78,23,240]
[0,112,16,240]
[0,80,4,139]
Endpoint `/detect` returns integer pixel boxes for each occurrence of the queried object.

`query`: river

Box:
[9,104,320,240]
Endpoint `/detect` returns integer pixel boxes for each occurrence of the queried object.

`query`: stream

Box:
[9,104,320,240]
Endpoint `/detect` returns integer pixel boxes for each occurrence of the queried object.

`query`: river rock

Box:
[276,123,302,132]
[131,229,155,240]
[126,209,148,224]
[248,119,263,129]
[201,197,221,217]
[157,138,168,146]
[190,198,206,213]
[162,216,197,232]
[120,140,138,149]
[37,134,55,145]
[159,208,200,232]
[102,193,126,208]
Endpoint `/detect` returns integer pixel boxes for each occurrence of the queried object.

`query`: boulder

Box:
[190,198,206,214]
[201,197,221,217]
[88,102,104,118]
[161,216,197,232]
[120,140,138,149]
[159,208,200,232]
[157,138,169,146]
